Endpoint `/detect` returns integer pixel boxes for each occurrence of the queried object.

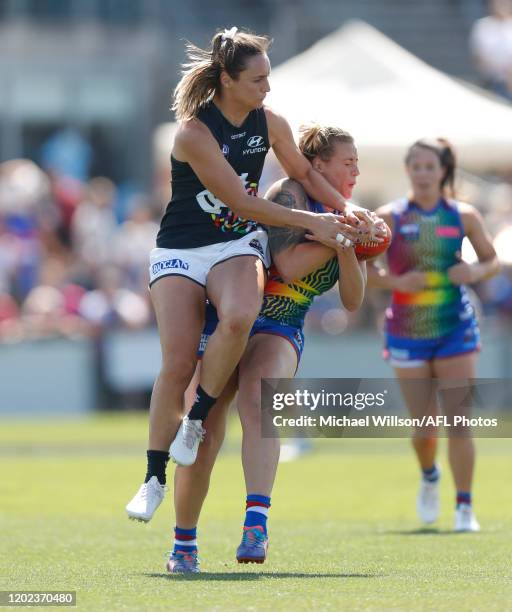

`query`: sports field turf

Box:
[1,413,511,611]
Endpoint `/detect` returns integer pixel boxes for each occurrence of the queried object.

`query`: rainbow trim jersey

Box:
[385,198,476,339]
[260,200,339,328]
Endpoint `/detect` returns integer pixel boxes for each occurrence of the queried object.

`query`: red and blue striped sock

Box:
[173,526,197,554]
[244,494,271,535]
[456,491,472,508]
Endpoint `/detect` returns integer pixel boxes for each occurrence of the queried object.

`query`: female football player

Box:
[167,123,367,572]
[126,27,380,522]
[367,138,500,532]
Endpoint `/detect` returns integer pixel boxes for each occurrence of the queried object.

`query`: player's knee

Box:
[239,398,262,431]
[218,308,257,336]
[447,424,472,439]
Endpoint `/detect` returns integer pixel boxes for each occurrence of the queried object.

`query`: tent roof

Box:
[267,20,512,175]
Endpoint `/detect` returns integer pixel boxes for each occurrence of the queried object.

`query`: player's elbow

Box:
[342,291,364,312]
[479,254,501,280]
[491,257,501,275]
[272,256,298,284]
[344,300,361,312]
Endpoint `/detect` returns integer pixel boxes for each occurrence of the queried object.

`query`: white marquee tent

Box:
[155,20,512,205]
[264,20,512,203]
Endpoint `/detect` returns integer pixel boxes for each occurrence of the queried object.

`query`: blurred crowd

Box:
[0,158,161,341]
[3,0,512,346]
[1,154,511,345]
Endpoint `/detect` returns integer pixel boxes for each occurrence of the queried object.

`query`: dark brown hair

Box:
[405,138,457,197]
[172,28,271,121]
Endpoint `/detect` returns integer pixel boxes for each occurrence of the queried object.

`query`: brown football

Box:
[354,221,392,261]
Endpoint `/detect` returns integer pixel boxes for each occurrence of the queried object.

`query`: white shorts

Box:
[149,229,270,288]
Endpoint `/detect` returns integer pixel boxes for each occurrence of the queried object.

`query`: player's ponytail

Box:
[405,138,457,198]
[299,123,354,162]
[437,138,456,197]
[172,28,271,121]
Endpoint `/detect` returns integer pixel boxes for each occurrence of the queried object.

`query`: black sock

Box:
[188,385,217,421]
[144,450,169,485]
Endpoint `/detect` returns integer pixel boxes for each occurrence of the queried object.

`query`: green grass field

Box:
[1,413,511,611]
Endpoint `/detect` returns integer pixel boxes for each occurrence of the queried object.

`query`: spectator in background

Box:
[41,127,92,183]
[39,127,92,248]
[78,265,151,332]
[20,255,89,339]
[0,292,21,339]
[469,0,512,101]
[71,176,118,282]
[0,159,51,301]
[0,156,158,341]
[112,195,159,293]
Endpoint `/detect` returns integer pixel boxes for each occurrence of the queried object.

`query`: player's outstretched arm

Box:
[173,120,346,243]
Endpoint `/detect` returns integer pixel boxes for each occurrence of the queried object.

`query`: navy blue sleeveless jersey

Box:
[157,102,270,249]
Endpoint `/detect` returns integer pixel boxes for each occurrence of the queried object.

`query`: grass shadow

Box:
[143,571,379,581]
[382,528,475,536]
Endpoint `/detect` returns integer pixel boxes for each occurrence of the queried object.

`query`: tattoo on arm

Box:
[268,187,309,256]
[273,190,297,210]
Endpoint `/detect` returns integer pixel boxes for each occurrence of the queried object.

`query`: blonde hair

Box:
[172,28,271,121]
[298,123,354,162]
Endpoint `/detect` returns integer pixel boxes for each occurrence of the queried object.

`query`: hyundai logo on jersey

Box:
[247,135,264,148]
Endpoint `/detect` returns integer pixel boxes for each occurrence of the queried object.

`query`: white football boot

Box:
[416,474,441,524]
[454,503,480,532]
[169,416,205,466]
[126,476,167,522]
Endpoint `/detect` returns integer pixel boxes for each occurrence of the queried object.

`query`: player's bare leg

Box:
[168,367,236,573]
[395,363,442,524]
[149,277,206,450]
[170,256,265,466]
[236,334,297,563]
[434,352,479,531]
[202,256,266,396]
[174,369,236,528]
[126,277,205,522]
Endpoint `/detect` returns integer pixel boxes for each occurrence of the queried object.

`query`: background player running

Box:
[367,138,500,532]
